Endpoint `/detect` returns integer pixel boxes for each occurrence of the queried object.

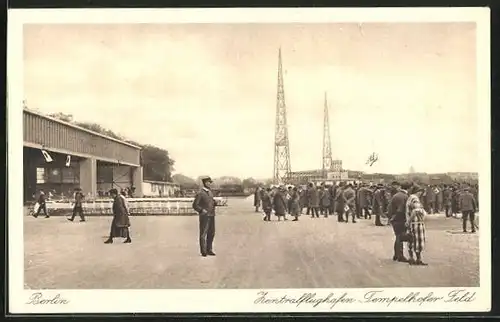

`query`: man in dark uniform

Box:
[261,187,273,221]
[335,182,345,222]
[68,188,86,222]
[388,181,410,262]
[328,183,336,216]
[33,190,49,218]
[342,183,357,223]
[442,184,452,217]
[192,176,216,257]
[372,183,385,226]
[254,187,262,212]
[358,183,372,219]
[459,187,477,233]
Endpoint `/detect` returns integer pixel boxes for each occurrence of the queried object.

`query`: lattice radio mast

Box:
[322,92,334,176]
[273,48,292,184]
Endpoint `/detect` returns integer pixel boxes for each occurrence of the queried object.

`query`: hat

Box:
[109,188,118,195]
[201,176,213,183]
[411,185,425,194]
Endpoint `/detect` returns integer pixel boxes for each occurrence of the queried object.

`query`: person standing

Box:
[290,186,301,221]
[372,184,385,226]
[459,187,477,233]
[443,185,452,217]
[33,190,49,218]
[68,188,85,222]
[388,182,410,262]
[261,187,273,221]
[342,183,357,223]
[405,185,428,266]
[319,185,331,218]
[192,176,217,256]
[299,186,308,215]
[254,187,262,212]
[335,182,346,222]
[328,184,336,216]
[104,188,131,244]
[307,183,320,218]
[273,185,288,221]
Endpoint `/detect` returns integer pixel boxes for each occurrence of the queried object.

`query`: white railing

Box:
[31,197,228,216]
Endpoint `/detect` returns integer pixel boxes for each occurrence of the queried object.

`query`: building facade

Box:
[142,180,181,198]
[23,109,143,201]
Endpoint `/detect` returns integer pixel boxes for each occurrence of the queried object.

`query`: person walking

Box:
[68,188,85,222]
[104,189,131,244]
[192,176,217,256]
[33,190,49,218]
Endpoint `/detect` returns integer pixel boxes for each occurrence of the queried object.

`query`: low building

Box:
[142,180,180,198]
[23,109,143,201]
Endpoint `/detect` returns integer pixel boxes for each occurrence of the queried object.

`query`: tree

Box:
[141,145,175,182]
[172,174,198,189]
[48,112,175,182]
[48,112,73,123]
[242,177,259,189]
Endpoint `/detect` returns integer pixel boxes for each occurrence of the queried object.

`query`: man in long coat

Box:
[372,184,385,226]
[335,182,346,222]
[388,182,410,262]
[273,185,288,221]
[104,188,131,244]
[254,187,262,212]
[319,185,331,218]
[261,187,273,221]
[357,184,372,219]
[443,184,452,217]
[192,176,217,256]
[459,187,477,233]
[342,183,357,223]
[307,183,320,218]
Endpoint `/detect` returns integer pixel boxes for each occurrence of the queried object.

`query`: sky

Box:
[23,23,478,179]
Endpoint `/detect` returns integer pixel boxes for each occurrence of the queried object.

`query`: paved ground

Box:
[24,197,480,289]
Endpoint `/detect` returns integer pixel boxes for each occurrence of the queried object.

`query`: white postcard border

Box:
[7,7,491,313]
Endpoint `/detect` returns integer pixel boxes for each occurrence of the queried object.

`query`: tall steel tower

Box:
[322,92,334,175]
[273,48,292,184]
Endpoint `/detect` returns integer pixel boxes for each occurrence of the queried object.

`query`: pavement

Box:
[24,197,480,289]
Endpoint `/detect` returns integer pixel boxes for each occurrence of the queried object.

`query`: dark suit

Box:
[71,192,85,221]
[343,187,356,223]
[388,190,408,260]
[35,193,48,217]
[459,191,477,232]
[373,188,384,226]
[193,188,216,255]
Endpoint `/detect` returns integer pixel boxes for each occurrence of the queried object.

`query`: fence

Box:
[29,197,228,216]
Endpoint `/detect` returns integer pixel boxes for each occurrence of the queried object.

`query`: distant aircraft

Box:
[366,152,379,167]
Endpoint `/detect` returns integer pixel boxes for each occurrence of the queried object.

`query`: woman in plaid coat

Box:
[405,185,428,266]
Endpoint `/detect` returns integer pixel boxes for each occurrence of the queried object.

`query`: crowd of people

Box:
[253,180,479,266]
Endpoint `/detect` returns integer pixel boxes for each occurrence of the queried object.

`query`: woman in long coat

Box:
[290,187,301,221]
[104,188,131,244]
[254,187,262,212]
[319,186,331,217]
[405,186,427,266]
[272,186,288,221]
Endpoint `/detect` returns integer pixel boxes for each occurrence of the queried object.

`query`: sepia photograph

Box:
[8,8,490,313]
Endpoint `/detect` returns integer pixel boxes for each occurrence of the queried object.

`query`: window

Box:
[36,168,46,184]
